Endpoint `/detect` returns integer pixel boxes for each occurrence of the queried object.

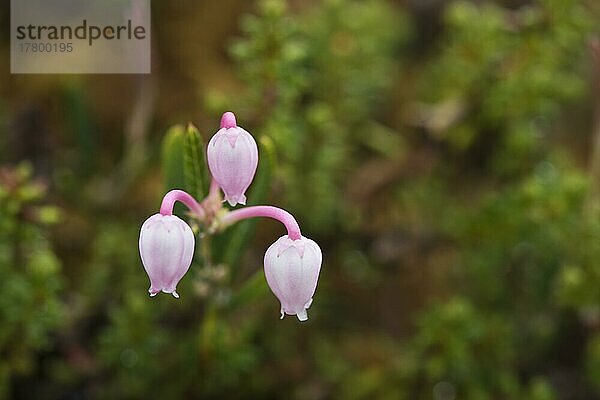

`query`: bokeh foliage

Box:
[1,0,600,399]
[0,165,63,399]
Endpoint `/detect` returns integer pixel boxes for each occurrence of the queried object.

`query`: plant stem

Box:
[159,189,205,218]
[209,178,220,198]
[221,206,302,240]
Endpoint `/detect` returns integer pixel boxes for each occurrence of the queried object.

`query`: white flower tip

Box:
[149,292,158,297]
[225,193,247,207]
[225,195,237,207]
[304,298,313,310]
[161,289,180,299]
[280,309,285,320]
[296,309,308,322]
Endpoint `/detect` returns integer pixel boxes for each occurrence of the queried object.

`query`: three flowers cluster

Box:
[138,112,322,321]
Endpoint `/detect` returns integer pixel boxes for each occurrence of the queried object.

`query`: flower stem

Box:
[160,189,205,218]
[221,206,302,240]
[209,178,220,198]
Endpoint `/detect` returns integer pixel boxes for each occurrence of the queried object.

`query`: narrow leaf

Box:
[161,124,186,191]
[225,269,268,312]
[184,123,206,199]
[161,125,186,215]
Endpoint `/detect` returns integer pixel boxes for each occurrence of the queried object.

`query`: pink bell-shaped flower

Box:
[139,213,195,298]
[207,112,258,207]
[264,235,322,321]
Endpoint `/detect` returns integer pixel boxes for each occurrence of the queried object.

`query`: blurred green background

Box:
[1,0,600,398]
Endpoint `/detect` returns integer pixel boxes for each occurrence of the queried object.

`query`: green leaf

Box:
[214,135,277,279]
[184,123,210,199]
[161,125,187,216]
[225,269,268,312]
[63,82,97,176]
[161,124,186,191]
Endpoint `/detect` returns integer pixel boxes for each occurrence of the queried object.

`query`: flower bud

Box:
[263,235,322,321]
[139,213,195,298]
[207,112,258,206]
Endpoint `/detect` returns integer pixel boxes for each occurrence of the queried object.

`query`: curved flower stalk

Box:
[139,112,323,322]
[207,112,259,206]
[222,206,323,321]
